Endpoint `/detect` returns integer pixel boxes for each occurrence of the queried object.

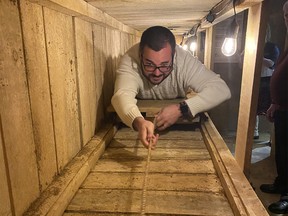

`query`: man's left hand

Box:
[155,104,182,131]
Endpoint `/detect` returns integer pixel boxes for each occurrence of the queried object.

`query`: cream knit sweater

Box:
[111,43,231,128]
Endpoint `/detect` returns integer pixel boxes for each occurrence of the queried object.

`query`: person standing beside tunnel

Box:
[259,1,288,214]
[111,26,231,148]
[254,32,280,140]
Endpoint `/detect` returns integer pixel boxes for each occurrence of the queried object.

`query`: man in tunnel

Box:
[111,26,231,148]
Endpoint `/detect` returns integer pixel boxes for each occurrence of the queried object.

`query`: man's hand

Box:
[132,117,159,149]
[155,104,182,131]
[266,104,280,122]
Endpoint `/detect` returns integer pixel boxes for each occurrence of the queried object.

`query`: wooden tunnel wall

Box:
[0,0,140,215]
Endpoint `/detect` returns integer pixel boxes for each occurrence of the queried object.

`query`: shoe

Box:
[268,199,288,214]
[260,184,283,194]
[253,135,259,139]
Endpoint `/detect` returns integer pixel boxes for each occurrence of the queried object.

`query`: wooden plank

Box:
[44,7,81,170]
[104,14,122,39]
[29,0,105,24]
[66,189,234,215]
[24,123,117,216]
[235,2,266,174]
[100,147,211,160]
[28,0,141,35]
[74,17,96,146]
[92,24,106,131]
[19,0,57,191]
[82,172,223,193]
[107,99,204,120]
[120,31,131,55]
[0,1,40,215]
[202,120,248,216]
[114,126,203,140]
[202,114,269,216]
[103,28,117,112]
[64,117,251,215]
[112,31,122,106]
[0,115,13,216]
[204,26,214,70]
[92,158,216,174]
[107,99,182,113]
[64,213,140,216]
[109,138,207,149]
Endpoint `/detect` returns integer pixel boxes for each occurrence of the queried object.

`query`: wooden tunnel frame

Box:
[24,100,268,216]
[1,1,271,214]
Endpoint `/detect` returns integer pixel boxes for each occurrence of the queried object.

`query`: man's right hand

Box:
[266,104,280,122]
[132,117,159,149]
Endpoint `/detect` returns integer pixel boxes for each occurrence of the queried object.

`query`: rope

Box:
[140,140,152,215]
[140,118,157,215]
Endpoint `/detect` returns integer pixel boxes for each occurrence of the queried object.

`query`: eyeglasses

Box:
[142,61,173,73]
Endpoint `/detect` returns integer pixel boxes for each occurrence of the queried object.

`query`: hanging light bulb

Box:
[183,44,188,50]
[222,37,237,56]
[221,0,239,57]
[190,41,197,52]
[189,35,197,56]
[221,18,239,56]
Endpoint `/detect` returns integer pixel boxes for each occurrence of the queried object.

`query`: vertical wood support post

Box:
[235,2,268,175]
[204,26,214,70]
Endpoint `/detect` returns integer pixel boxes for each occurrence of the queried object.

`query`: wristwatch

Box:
[179,101,189,116]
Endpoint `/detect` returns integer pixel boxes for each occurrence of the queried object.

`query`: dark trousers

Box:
[274,110,288,193]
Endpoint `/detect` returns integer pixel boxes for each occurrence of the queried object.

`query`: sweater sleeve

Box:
[111,51,143,129]
[180,52,231,116]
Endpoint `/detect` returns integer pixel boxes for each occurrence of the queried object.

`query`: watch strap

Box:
[179,101,189,116]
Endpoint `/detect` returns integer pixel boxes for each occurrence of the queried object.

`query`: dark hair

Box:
[139,26,176,55]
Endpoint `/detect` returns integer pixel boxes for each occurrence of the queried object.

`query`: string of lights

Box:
[180,0,239,57]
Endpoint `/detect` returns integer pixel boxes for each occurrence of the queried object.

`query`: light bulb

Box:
[221,37,237,56]
[190,41,197,52]
[183,44,188,50]
[221,17,239,57]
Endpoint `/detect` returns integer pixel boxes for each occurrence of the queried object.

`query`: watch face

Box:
[180,102,189,114]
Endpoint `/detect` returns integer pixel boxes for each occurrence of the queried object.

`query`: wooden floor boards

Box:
[64,125,234,215]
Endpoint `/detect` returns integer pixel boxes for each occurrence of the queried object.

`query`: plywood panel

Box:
[44,7,81,170]
[63,211,138,216]
[202,114,269,215]
[114,126,203,140]
[0,1,39,215]
[92,24,106,131]
[23,123,116,216]
[107,98,183,112]
[61,111,267,215]
[29,0,139,35]
[103,28,121,112]
[101,145,210,160]
[82,172,222,192]
[120,32,131,55]
[67,189,233,215]
[103,28,115,111]
[92,158,216,174]
[111,29,122,79]
[74,18,96,145]
[0,116,12,216]
[19,0,57,191]
[109,138,206,149]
